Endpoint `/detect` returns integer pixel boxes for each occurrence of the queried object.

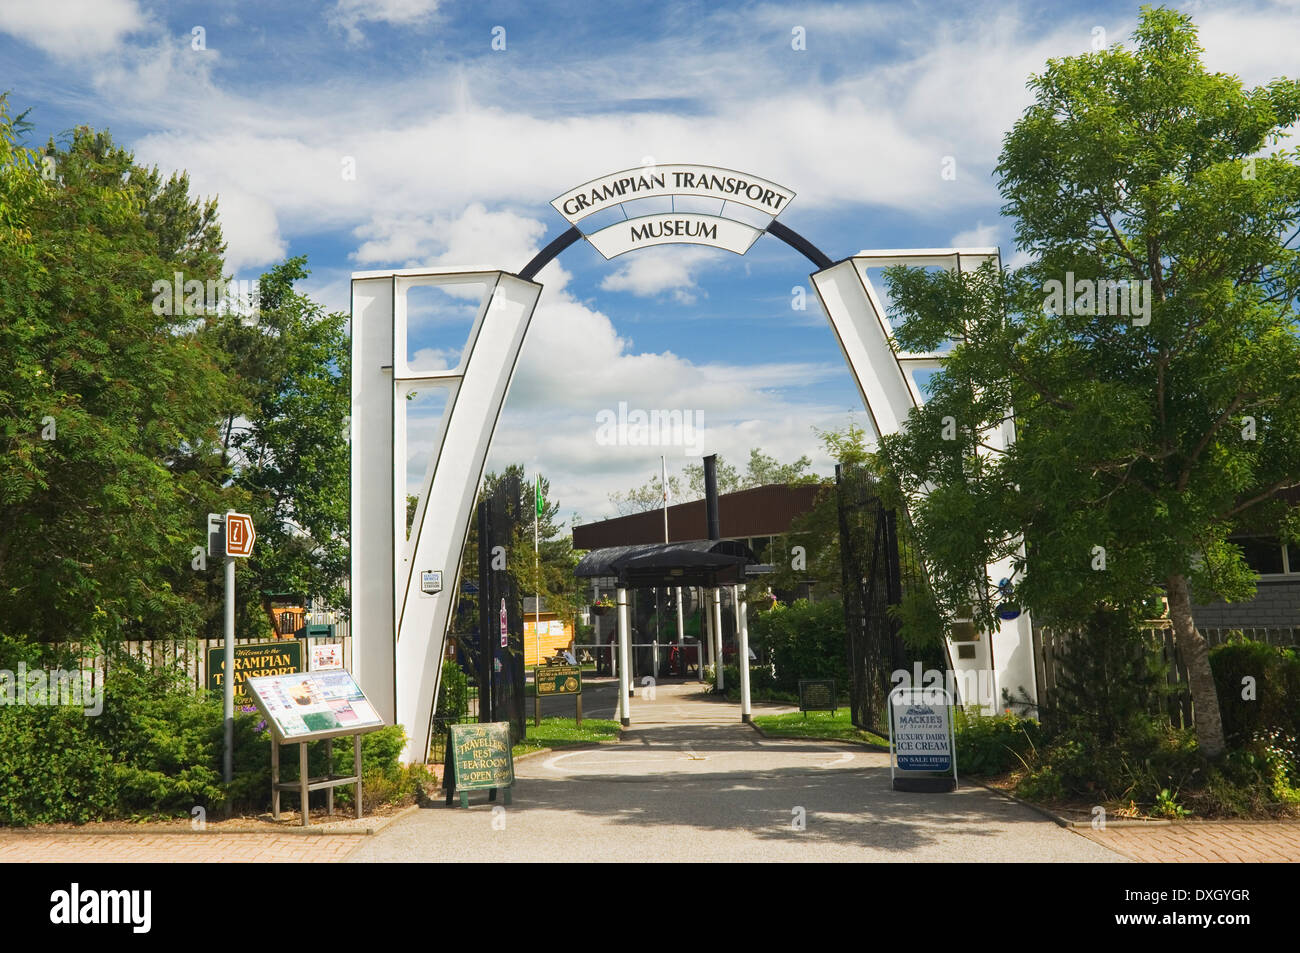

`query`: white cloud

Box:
[949,221,1000,249]
[330,0,441,41]
[212,190,287,272]
[599,247,723,303]
[0,0,148,58]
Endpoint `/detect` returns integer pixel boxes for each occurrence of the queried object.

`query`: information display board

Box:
[888,687,958,792]
[244,670,385,741]
[798,678,837,715]
[207,640,302,705]
[446,722,514,807]
[535,664,581,696]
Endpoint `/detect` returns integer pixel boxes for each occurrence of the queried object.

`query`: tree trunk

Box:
[1165,573,1226,759]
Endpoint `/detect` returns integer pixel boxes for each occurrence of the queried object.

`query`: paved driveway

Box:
[349,681,1123,863]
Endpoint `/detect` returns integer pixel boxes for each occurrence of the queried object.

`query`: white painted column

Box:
[712,588,724,692]
[701,589,712,680]
[617,586,631,726]
[735,585,751,722]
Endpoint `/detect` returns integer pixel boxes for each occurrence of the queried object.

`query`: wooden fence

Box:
[48,628,352,697]
[1032,624,1297,731]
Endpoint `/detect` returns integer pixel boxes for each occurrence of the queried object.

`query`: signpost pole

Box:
[223,553,235,788]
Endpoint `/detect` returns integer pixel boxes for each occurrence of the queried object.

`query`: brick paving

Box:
[1077,821,1300,862]
[0,832,368,863]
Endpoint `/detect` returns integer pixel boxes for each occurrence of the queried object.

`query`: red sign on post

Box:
[225,511,256,558]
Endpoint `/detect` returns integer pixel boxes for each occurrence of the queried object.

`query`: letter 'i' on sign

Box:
[225,512,256,557]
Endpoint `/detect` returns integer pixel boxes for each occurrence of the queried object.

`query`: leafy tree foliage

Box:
[609,448,816,516]
[876,9,1300,757]
[0,99,351,646]
[0,104,230,643]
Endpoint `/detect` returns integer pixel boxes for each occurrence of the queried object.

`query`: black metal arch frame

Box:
[516,218,833,282]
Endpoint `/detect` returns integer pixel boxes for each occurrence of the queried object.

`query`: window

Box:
[1237,537,1288,577]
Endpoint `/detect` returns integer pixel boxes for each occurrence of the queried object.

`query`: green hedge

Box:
[749,598,849,692]
[1209,640,1300,746]
[0,649,412,826]
[954,711,1042,776]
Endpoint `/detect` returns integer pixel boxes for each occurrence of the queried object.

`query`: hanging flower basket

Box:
[591,599,615,617]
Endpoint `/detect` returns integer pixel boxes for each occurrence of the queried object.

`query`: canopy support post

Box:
[735,584,751,722]
[617,586,631,727]
[712,588,724,692]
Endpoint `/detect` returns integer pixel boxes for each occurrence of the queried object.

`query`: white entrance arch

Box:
[351,167,1036,761]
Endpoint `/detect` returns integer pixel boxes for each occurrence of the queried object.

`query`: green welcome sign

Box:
[207,640,302,705]
[536,664,581,696]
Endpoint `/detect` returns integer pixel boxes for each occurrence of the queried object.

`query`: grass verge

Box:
[752,709,889,747]
[512,717,621,757]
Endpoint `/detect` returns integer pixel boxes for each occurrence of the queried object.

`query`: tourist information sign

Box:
[798,678,837,716]
[533,662,583,727]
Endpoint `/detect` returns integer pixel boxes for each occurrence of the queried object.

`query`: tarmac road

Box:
[348,681,1124,863]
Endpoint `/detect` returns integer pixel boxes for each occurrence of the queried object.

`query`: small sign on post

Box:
[798,678,837,717]
[888,686,958,792]
[534,663,582,727]
[225,511,256,558]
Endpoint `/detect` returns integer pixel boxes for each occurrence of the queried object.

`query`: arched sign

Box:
[551,164,795,223]
[350,163,1033,761]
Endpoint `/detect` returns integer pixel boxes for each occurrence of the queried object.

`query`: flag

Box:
[535,474,543,519]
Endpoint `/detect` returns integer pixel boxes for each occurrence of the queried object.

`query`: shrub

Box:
[749,598,849,692]
[0,706,116,825]
[1209,639,1300,747]
[0,642,417,825]
[718,663,781,701]
[91,656,226,815]
[436,659,470,720]
[954,710,1041,776]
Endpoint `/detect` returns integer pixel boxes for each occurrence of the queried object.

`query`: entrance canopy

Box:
[576,539,757,589]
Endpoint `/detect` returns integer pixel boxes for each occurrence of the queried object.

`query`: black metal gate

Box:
[836,462,920,733]
[476,472,527,745]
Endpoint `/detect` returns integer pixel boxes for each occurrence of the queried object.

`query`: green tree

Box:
[766,422,869,594]
[0,105,232,644]
[609,448,816,516]
[877,9,1300,758]
[455,466,581,635]
[207,257,352,623]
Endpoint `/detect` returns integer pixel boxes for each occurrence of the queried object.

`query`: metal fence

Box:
[836,461,929,733]
[428,678,482,765]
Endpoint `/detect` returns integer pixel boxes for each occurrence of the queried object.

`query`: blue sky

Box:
[3,0,1297,523]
